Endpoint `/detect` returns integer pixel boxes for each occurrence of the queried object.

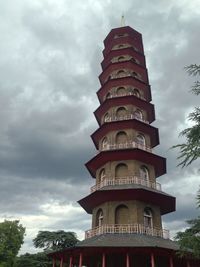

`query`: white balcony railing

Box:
[85,224,170,240]
[107,91,146,101]
[104,114,149,124]
[101,141,152,153]
[107,72,143,82]
[90,175,161,193]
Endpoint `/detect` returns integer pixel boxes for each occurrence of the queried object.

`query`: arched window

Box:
[115,205,129,224]
[134,109,143,120]
[144,208,153,228]
[106,75,111,82]
[104,113,109,123]
[131,57,137,63]
[102,137,108,150]
[116,87,126,96]
[115,163,128,178]
[105,92,111,99]
[133,89,141,98]
[99,168,106,182]
[117,70,126,78]
[116,107,127,118]
[116,131,128,144]
[132,71,138,77]
[118,44,124,49]
[140,166,149,180]
[96,209,103,227]
[136,134,146,146]
[118,56,125,62]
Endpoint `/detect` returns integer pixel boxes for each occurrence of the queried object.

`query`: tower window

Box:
[136,134,146,146]
[96,209,103,227]
[104,113,109,123]
[144,208,153,228]
[116,87,126,96]
[115,205,129,224]
[102,137,108,149]
[139,166,149,180]
[134,109,143,120]
[117,70,126,77]
[116,107,127,118]
[133,89,141,98]
[99,169,106,182]
[115,163,128,178]
[105,92,111,99]
[116,131,128,144]
[132,71,138,77]
[118,56,125,62]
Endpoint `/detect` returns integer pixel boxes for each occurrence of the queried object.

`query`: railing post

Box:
[79,253,82,267]
[69,256,73,267]
[102,252,106,267]
[151,253,155,267]
[53,258,56,267]
[187,261,191,267]
[169,256,173,267]
[126,253,130,267]
[60,257,63,267]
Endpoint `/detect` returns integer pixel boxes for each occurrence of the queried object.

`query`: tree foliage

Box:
[0,220,25,267]
[175,217,200,259]
[33,230,79,252]
[172,64,200,167]
[14,252,51,267]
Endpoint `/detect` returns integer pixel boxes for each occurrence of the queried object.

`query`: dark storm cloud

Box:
[0,0,199,253]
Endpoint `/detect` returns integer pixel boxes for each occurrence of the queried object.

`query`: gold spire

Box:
[121,14,125,27]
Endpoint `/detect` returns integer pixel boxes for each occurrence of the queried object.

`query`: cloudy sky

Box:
[0,0,199,254]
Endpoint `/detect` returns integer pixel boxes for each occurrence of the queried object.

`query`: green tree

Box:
[173,65,200,259]
[175,194,200,259]
[0,220,25,267]
[33,230,79,252]
[172,64,200,167]
[14,252,51,267]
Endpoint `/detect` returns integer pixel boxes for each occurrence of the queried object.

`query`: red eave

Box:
[94,96,155,124]
[85,149,166,178]
[96,77,152,103]
[99,61,149,86]
[101,47,146,70]
[91,120,159,149]
[104,26,142,46]
[78,188,175,215]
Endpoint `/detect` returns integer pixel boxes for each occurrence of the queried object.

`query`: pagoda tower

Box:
[49,26,199,267]
[79,26,175,239]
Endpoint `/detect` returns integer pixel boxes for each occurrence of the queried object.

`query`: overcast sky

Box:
[0,0,199,254]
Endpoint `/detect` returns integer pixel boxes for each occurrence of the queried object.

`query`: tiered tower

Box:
[79,26,175,239]
[49,26,200,267]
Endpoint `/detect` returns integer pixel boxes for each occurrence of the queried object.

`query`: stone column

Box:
[102,252,106,267]
[169,256,173,267]
[60,257,63,267]
[126,253,130,267]
[69,256,73,267]
[151,253,155,267]
[79,253,83,267]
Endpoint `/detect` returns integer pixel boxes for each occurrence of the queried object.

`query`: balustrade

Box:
[106,91,146,101]
[104,114,149,124]
[85,224,170,239]
[90,175,161,193]
[101,141,152,153]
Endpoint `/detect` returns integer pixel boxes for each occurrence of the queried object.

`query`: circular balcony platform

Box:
[90,176,161,193]
[85,224,169,240]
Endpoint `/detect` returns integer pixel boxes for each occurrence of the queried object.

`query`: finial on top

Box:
[121,15,125,27]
